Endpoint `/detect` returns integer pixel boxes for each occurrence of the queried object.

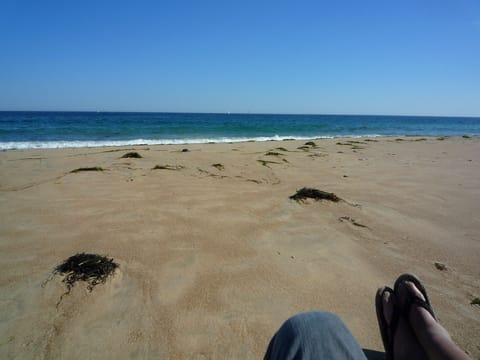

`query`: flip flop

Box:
[375,286,399,360]
[394,273,436,320]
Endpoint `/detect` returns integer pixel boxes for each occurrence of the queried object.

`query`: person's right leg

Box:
[396,280,470,360]
[379,288,427,359]
[264,311,366,360]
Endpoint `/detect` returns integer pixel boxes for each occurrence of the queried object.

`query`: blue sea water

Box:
[0,111,479,150]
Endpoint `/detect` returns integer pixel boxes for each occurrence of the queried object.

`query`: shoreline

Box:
[1,136,479,358]
[1,135,476,151]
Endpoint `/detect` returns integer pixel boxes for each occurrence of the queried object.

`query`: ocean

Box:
[0,111,479,150]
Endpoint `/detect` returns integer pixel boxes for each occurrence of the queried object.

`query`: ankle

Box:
[410,306,444,339]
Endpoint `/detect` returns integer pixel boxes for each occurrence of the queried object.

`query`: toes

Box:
[398,281,426,307]
[382,290,395,326]
[404,281,425,301]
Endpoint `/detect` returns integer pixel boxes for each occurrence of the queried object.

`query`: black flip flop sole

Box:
[375,286,396,360]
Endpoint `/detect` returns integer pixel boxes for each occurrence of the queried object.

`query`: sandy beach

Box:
[1,136,479,359]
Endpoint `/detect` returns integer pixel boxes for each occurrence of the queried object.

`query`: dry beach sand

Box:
[1,137,479,359]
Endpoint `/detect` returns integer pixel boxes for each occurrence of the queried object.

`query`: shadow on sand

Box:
[363,348,385,360]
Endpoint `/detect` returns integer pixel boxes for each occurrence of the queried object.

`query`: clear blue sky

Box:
[1,0,479,115]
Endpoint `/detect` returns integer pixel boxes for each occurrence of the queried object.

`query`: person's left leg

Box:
[264,311,367,360]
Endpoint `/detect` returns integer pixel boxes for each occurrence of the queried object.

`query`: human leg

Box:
[395,277,469,360]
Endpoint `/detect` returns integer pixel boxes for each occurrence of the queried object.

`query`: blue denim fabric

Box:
[264,311,367,360]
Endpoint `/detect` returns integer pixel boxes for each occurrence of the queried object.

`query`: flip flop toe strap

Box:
[403,295,436,320]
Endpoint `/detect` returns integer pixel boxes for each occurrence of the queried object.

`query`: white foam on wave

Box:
[0,134,384,150]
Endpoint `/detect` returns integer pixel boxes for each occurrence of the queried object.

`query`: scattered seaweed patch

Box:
[275,147,289,152]
[121,152,142,158]
[257,160,281,167]
[265,151,282,156]
[346,140,366,144]
[152,165,185,170]
[437,137,446,141]
[415,138,427,141]
[290,187,340,202]
[181,148,190,152]
[197,168,228,178]
[434,262,447,271]
[395,138,405,142]
[336,141,365,149]
[471,297,480,306]
[8,157,46,161]
[48,253,118,307]
[68,148,149,157]
[297,146,310,151]
[338,216,368,228]
[462,135,471,139]
[102,148,148,153]
[212,163,224,170]
[70,167,104,173]
[304,141,317,147]
[364,139,378,142]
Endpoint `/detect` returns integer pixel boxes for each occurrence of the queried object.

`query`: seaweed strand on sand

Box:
[338,216,368,228]
[212,163,225,170]
[70,167,104,173]
[152,164,185,170]
[290,187,341,202]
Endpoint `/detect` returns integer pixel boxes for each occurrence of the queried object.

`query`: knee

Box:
[286,311,341,328]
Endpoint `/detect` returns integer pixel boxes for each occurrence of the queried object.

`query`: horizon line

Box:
[0,110,479,119]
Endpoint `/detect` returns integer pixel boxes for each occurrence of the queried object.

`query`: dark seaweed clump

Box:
[70,167,104,173]
[152,164,185,170]
[121,152,142,158]
[290,187,340,202]
[55,253,118,292]
[212,163,224,170]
